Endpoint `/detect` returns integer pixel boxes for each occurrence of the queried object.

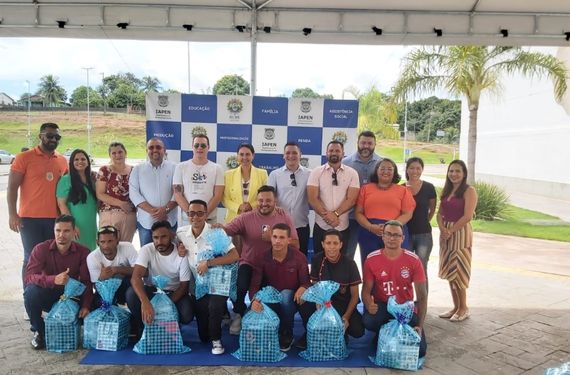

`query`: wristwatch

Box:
[333,210,340,217]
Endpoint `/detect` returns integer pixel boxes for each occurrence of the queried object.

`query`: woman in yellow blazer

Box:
[223,143,268,223]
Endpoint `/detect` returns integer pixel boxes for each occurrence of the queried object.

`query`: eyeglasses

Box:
[188,211,206,217]
[41,133,62,141]
[242,182,249,196]
[98,225,118,234]
[383,232,403,238]
[332,172,338,186]
[148,145,163,150]
[290,173,297,187]
[193,143,208,149]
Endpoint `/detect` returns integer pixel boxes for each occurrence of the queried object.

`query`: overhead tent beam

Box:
[3,1,570,93]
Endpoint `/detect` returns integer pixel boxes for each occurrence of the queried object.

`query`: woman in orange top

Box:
[355,158,416,265]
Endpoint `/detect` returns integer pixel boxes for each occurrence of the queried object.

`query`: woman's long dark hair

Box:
[441,159,469,199]
[68,149,95,205]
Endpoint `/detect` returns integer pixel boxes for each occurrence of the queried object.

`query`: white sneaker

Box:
[211,340,225,355]
[229,314,242,335]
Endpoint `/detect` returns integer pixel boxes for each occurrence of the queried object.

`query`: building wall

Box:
[460,47,570,200]
[0,93,15,106]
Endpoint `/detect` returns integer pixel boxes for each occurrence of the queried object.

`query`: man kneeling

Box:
[177,199,239,355]
[361,220,428,358]
[127,221,193,339]
[249,223,312,352]
[23,215,93,350]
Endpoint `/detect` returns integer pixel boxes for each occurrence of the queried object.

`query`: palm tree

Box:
[141,76,162,93]
[391,46,568,183]
[345,85,399,140]
[37,74,67,107]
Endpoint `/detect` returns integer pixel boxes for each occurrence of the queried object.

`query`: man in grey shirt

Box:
[129,138,178,246]
[268,141,312,255]
[342,131,382,260]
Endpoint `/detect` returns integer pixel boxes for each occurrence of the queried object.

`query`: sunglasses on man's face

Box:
[41,133,62,141]
[193,143,208,149]
[188,211,206,218]
[148,145,163,150]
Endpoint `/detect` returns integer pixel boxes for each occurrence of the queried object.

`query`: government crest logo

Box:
[300,101,311,113]
[191,126,208,138]
[158,95,169,108]
[226,155,239,169]
[264,128,275,140]
[332,130,348,145]
[227,98,243,113]
[300,157,309,168]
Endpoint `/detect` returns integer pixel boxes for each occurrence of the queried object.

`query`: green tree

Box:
[37,74,67,106]
[396,96,461,141]
[347,86,399,140]
[141,76,162,93]
[391,46,567,183]
[107,82,144,108]
[70,86,103,107]
[290,87,333,99]
[212,74,250,95]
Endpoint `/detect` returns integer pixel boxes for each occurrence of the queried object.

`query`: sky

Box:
[0,37,413,101]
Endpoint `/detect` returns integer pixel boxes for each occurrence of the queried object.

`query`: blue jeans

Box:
[265,289,312,338]
[137,221,177,247]
[23,284,63,336]
[345,219,361,261]
[409,233,433,275]
[363,301,427,358]
[20,217,56,286]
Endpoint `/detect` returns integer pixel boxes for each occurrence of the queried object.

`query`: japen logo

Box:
[400,267,410,279]
[158,95,169,107]
[332,130,348,144]
[227,98,243,113]
[226,155,239,169]
[191,126,207,138]
[300,101,311,113]
[264,128,275,140]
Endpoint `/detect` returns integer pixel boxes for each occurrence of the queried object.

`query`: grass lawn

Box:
[0,111,147,158]
[471,206,570,242]
[381,145,453,164]
[432,204,570,243]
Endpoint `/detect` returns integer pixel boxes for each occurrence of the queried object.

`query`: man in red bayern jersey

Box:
[361,220,427,358]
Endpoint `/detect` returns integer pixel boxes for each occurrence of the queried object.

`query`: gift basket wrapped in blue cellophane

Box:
[133,275,190,354]
[370,296,424,371]
[45,278,86,353]
[194,228,238,301]
[299,280,348,361]
[232,286,286,362]
[83,278,130,351]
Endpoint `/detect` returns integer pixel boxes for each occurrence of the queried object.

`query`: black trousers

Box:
[194,294,228,342]
[296,224,310,256]
[233,263,254,316]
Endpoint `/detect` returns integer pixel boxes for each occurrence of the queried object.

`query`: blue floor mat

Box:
[81,315,377,367]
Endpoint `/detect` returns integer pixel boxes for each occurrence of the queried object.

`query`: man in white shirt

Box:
[173,135,224,225]
[267,141,312,255]
[87,225,138,306]
[177,199,239,355]
[129,138,178,246]
[126,221,193,339]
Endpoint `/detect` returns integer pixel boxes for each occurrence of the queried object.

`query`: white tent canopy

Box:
[2,0,570,46]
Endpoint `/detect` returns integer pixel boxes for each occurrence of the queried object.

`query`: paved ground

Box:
[0,167,569,374]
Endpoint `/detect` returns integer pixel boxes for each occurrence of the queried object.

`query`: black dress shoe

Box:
[31,332,45,350]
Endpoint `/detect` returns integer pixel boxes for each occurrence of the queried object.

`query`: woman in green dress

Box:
[56,149,98,250]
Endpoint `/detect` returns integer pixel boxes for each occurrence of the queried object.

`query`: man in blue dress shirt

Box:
[129,138,178,246]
